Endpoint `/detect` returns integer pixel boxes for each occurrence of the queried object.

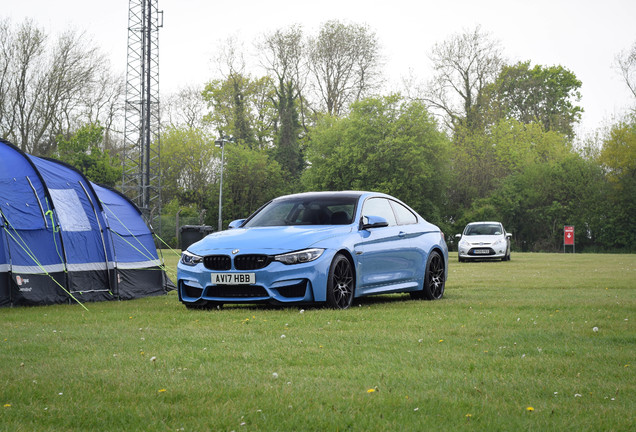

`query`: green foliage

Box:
[478,155,606,251]
[596,117,636,250]
[202,74,276,149]
[489,61,583,137]
[54,123,122,186]
[156,199,203,248]
[159,126,217,210]
[599,116,636,184]
[448,119,570,220]
[271,79,304,183]
[221,144,285,225]
[303,95,450,225]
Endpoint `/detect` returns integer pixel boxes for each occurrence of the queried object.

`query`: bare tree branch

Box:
[616,41,636,99]
[424,25,503,130]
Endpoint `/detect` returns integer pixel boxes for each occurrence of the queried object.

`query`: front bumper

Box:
[458,244,507,259]
[177,250,335,305]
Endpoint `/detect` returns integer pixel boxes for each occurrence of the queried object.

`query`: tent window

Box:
[49,189,91,232]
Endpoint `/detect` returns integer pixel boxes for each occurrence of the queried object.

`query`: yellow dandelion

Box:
[158,389,167,393]
[438,339,444,343]
[526,406,534,412]
[465,413,472,418]
[4,404,11,408]
[367,388,376,393]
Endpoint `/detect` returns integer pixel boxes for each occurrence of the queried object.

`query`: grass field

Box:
[1,252,634,431]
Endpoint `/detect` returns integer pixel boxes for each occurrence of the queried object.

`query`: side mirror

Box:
[228,219,246,229]
[506,233,512,238]
[455,234,462,239]
[360,215,389,230]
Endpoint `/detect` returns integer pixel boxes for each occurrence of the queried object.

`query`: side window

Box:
[362,198,397,226]
[390,200,417,225]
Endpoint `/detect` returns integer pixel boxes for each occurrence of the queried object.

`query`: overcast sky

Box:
[5,0,636,134]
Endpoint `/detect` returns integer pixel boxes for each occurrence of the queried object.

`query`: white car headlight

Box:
[181,250,203,266]
[274,248,324,265]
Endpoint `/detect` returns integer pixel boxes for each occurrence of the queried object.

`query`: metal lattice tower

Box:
[123,0,163,224]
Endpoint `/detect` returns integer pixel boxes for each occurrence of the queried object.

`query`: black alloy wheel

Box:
[326,254,354,309]
[412,250,445,300]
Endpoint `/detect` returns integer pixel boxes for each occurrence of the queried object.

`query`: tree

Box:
[203,37,277,149]
[307,20,382,116]
[616,40,636,99]
[597,116,636,250]
[259,26,306,180]
[0,18,111,155]
[54,123,122,186]
[469,154,606,251]
[302,95,449,224]
[221,144,285,226]
[447,119,571,220]
[424,26,503,131]
[202,74,276,150]
[489,61,583,137]
[271,80,304,181]
[163,85,209,130]
[159,126,217,209]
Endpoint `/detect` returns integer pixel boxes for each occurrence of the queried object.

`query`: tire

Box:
[412,250,445,300]
[326,254,355,309]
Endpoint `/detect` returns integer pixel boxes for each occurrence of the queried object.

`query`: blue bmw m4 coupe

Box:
[177,191,448,309]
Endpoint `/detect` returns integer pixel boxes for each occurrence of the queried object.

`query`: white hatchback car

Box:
[455,221,511,262]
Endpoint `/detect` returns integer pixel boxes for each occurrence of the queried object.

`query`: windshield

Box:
[243,196,358,227]
[464,223,503,236]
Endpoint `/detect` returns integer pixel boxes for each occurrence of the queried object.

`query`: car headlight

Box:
[493,239,505,246]
[181,250,203,266]
[274,248,324,265]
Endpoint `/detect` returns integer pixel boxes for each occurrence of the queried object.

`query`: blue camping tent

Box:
[0,138,172,307]
[91,183,168,300]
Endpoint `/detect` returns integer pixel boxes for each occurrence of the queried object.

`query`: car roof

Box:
[466,221,502,225]
[272,191,380,201]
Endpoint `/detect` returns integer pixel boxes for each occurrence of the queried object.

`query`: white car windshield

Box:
[243,196,358,227]
[465,224,503,236]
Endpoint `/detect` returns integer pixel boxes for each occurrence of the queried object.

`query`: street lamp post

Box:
[214,135,231,231]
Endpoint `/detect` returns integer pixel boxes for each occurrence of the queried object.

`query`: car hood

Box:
[187,225,353,255]
[461,234,505,244]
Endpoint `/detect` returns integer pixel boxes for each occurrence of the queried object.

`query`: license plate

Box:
[473,249,490,255]
[211,273,255,285]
